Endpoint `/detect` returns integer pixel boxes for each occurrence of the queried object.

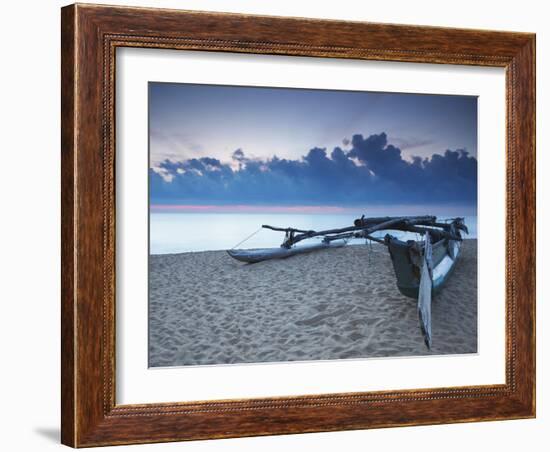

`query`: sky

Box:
[149,82,477,210]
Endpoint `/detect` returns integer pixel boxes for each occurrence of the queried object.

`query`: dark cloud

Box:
[150,132,477,206]
[232,149,245,161]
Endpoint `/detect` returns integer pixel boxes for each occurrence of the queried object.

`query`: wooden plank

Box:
[417,232,433,348]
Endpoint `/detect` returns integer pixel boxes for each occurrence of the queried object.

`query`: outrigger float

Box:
[227,215,468,348]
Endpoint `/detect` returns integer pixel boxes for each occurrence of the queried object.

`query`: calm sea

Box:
[150,212,477,255]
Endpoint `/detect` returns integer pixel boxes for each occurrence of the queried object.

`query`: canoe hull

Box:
[227,239,348,264]
[386,236,461,299]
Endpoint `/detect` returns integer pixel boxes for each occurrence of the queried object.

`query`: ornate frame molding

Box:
[61,4,535,447]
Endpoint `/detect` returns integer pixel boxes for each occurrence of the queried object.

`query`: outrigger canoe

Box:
[227,215,468,348]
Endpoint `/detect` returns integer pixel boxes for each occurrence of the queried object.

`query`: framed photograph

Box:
[61,3,536,447]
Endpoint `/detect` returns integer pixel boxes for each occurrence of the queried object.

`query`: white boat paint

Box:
[432,254,455,287]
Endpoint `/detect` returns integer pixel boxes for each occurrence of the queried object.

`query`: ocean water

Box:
[150,212,477,255]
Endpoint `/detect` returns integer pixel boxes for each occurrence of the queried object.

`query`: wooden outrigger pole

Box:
[227,215,468,348]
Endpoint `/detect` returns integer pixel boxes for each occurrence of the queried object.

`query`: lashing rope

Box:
[230,227,263,250]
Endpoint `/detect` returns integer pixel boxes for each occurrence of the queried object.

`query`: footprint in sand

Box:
[295,308,348,327]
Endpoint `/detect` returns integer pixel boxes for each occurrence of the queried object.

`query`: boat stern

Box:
[385,236,422,299]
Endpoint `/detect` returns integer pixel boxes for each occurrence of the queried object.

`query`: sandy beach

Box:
[149,239,477,367]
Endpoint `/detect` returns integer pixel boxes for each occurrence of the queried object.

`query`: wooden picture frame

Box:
[61,3,535,447]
